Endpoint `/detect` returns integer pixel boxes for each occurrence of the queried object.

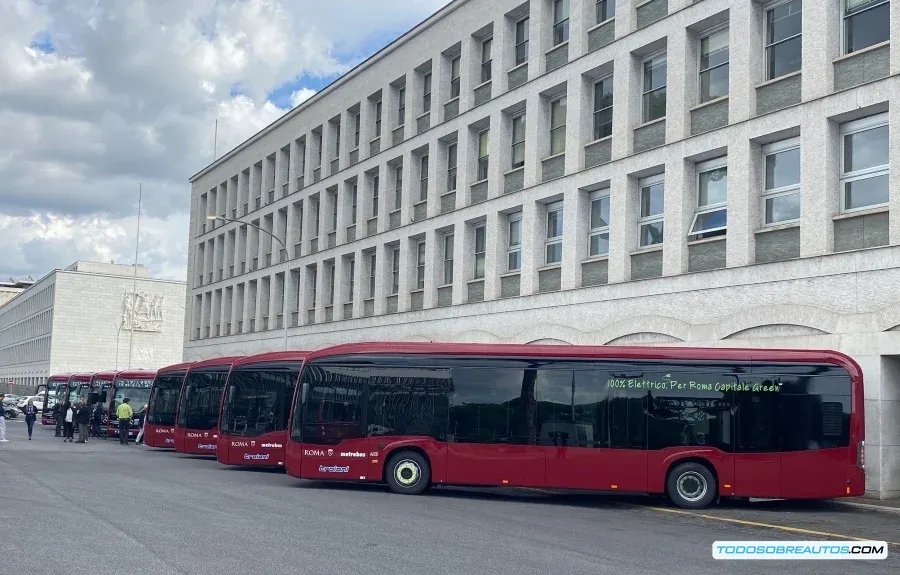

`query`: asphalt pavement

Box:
[1,420,898,575]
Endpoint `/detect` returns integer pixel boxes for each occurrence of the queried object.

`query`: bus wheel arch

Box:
[665,458,718,510]
[383,448,432,495]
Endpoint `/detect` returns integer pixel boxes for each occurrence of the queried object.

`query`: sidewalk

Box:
[833,496,900,514]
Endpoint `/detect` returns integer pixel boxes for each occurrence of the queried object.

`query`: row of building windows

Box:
[0,285,54,331]
[0,310,53,349]
[0,336,52,367]
[2,375,47,389]
[191,108,892,339]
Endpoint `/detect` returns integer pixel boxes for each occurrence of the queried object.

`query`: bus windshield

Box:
[113,379,153,415]
[221,365,301,437]
[148,374,184,426]
[177,370,229,430]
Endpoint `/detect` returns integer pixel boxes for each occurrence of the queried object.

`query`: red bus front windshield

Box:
[220,363,302,437]
[147,373,185,427]
[112,378,153,415]
[177,369,229,431]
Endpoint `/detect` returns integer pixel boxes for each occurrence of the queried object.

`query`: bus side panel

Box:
[646,448,732,496]
[216,434,230,464]
[445,443,544,487]
[782,448,856,499]
[300,438,372,481]
[224,430,288,466]
[173,426,187,453]
[145,425,175,448]
[545,447,646,492]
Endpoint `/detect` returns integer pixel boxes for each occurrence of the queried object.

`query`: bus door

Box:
[33,383,53,424]
[732,379,782,498]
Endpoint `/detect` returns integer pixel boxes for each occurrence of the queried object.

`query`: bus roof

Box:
[157,361,194,375]
[49,373,77,382]
[186,356,243,371]
[92,371,119,381]
[305,342,861,374]
[71,373,94,382]
[115,370,157,379]
[231,351,309,368]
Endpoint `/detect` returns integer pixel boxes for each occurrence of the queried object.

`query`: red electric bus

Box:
[284,343,865,510]
[217,351,309,467]
[145,362,193,448]
[104,370,156,441]
[174,357,242,455]
[63,373,93,405]
[35,374,72,426]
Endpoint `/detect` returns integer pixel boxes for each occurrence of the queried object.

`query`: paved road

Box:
[0,421,897,575]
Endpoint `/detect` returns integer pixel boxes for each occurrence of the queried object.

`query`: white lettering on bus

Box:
[340,451,366,459]
[319,465,349,473]
[261,443,283,448]
[244,454,269,460]
[232,441,248,447]
[197,444,216,450]
[304,449,325,457]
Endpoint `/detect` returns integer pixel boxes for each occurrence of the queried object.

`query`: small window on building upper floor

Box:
[841,114,889,212]
[350,184,358,225]
[415,241,426,290]
[447,142,458,192]
[550,96,567,156]
[593,76,613,140]
[375,100,383,138]
[844,0,890,54]
[420,155,430,201]
[394,165,403,210]
[638,175,665,247]
[515,17,530,66]
[511,114,526,168]
[762,138,801,226]
[588,191,610,257]
[391,247,400,295]
[689,159,728,240]
[642,52,667,123]
[765,0,802,80]
[450,57,461,99]
[481,38,493,83]
[596,0,615,25]
[368,253,377,298]
[508,212,523,271]
[443,234,455,285]
[553,0,570,46]
[474,226,486,279]
[373,174,380,217]
[354,112,361,148]
[398,87,406,126]
[423,72,433,112]
[699,27,729,103]
[477,130,490,181]
[545,201,564,265]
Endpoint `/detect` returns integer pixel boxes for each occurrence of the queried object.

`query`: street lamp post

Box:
[208,215,289,351]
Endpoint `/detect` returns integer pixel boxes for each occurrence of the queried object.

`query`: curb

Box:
[831,500,900,515]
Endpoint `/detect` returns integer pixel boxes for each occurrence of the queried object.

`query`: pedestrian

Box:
[54,400,63,437]
[91,403,103,439]
[0,394,8,443]
[63,401,74,443]
[116,398,133,445]
[75,401,90,443]
[135,403,148,445]
[23,399,38,440]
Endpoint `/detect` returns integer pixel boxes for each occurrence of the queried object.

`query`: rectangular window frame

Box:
[398,86,406,126]
[843,0,890,55]
[514,17,530,66]
[375,100,383,137]
[420,154,429,201]
[761,137,801,226]
[641,50,667,124]
[391,247,400,295]
[840,113,890,214]
[481,37,493,83]
[553,0,570,46]
[328,262,336,306]
[588,190,611,257]
[310,268,318,309]
[330,192,338,231]
[348,257,355,303]
[474,225,486,279]
[511,113,526,169]
[545,200,564,265]
[593,75,614,141]
[443,234,455,285]
[368,253,377,298]
[447,142,458,192]
[350,184,358,225]
[507,211,523,272]
[596,0,615,24]
[549,95,567,156]
[334,123,341,157]
[423,71,432,113]
[698,24,730,104]
[477,129,490,181]
[354,112,361,148]
[638,174,665,248]
[764,0,803,81]
[394,165,403,210]
[415,240,426,290]
[689,157,729,239]
[373,175,380,217]
[450,56,461,99]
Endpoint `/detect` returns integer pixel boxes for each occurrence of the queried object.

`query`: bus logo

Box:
[304,449,325,457]
[327,449,334,456]
[250,441,256,447]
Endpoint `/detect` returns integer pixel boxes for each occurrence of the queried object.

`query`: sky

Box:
[0,0,449,281]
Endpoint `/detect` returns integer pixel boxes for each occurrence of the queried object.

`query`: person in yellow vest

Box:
[116,398,134,445]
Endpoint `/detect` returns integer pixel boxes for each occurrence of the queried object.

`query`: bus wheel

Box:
[667,462,716,510]
[385,451,430,495]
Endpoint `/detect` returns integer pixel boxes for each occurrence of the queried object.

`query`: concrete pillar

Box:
[520,199,540,295]
[569,0,589,60]
[424,230,439,309]
[523,92,548,188]
[528,0,549,78]
[483,215,500,300]
[314,261,326,324]
[426,143,440,218]
[801,0,840,102]
[662,152,692,277]
[666,26,690,143]
[373,244,388,315]
[352,249,365,319]
[726,138,760,268]
[890,100,900,245]
[452,225,466,305]
[616,0,634,39]
[495,11,514,94]
[560,187,581,290]
[489,109,510,197]
[565,71,588,175]
[728,0,762,124]
[459,34,478,113]
[799,104,840,257]
[398,240,412,312]
[334,256,348,321]
[611,50,639,160]
[401,154,414,226]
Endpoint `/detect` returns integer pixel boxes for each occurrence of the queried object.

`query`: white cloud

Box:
[0,0,448,280]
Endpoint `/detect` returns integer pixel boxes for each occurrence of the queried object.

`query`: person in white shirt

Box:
[0,394,8,442]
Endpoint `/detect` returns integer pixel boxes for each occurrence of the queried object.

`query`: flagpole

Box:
[128,183,142,369]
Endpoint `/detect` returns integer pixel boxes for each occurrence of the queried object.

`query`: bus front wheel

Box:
[385,451,431,495]
[667,462,717,510]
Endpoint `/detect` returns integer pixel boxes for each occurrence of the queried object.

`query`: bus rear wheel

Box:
[667,462,716,510]
[385,451,430,495]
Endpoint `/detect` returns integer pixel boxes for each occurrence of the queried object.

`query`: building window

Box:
[391,247,400,294]
[765,0,802,80]
[423,72,432,113]
[481,38,493,83]
[762,139,801,225]
[416,241,426,290]
[394,165,403,210]
[354,112,361,148]
[642,52,667,123]
[375,100,382,137]
[508,212,522,271]
[368,253,377,297]
[311,268,318,308]
[553,0,570,46]
[328,262,336,306]
[699,27,729,103]
[348,258,355,302]
[592,76,613,141]
[689,159,728,239]
[511,114,526,168]
[515,17,530,66]
[450,56,461,99]
[596,0,615,24]
[334,123,341,157]
[550,96,567,155]
[420,155,429,201]
[638,176,665,247]
[447,142,458,191]
[841,114,889,212]
[351,185,358,224]
[477,130,490,181]
[330,193,338,231]
[373,175,380,217]
[443,234,454,284]
[545,201,564,264]
[474,226,486,279]
[588,191,610,257]
[398,86,406,125]
[845,0,890,54]
[315,133,323,166]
